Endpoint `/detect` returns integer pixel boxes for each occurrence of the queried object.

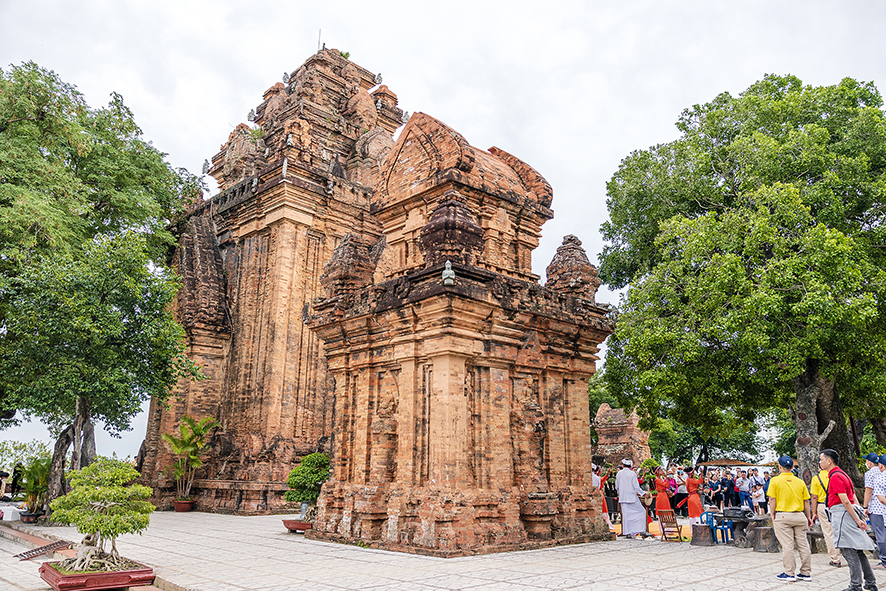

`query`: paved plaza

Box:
[0,512,872,591]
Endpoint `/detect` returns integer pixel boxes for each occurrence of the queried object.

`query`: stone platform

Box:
[0,512,868,591]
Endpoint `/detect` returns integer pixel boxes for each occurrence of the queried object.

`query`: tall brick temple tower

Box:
[140,50,616,554]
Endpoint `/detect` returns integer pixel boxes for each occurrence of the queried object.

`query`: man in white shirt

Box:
[864,452,881,511]
[869,455,886,569]
[615,459,650,538]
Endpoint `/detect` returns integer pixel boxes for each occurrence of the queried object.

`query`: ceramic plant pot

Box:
[283,519,313,533]
[173,500,195,512]
[39,560,154,591]
[19,512,39,524]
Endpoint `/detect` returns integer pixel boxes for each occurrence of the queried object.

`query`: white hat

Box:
[622,458,633,467]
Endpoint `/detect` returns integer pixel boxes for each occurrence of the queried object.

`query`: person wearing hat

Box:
[615,458,650,538]
[767,455,812,582]
[869,454,886,569]
[810,456,843,567]
[821,448,877,591]
[864,452,882,516]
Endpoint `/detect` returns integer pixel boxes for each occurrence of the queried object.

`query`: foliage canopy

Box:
[284,453,330,504]
[600,75,886,479]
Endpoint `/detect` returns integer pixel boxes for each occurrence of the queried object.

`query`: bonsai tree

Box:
[284,452,330,508]
[20,455,51,514]
[161,415,219,500]
[49,457,154,572]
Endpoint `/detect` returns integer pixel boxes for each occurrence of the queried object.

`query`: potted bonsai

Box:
[282,452,329,533]
[19,455,50,524]
[41,457,156,591]
[161,415,218,512]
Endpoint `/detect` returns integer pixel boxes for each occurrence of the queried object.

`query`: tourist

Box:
[767,456,812,582]
[673,467,688,518]
[592,464,614,529]
[821,448,877,591]
[615,459,651,538]
[685,466,705,525]
[761,471,771,513]
[869,454,886,569]
[810,460,843,567]
[864,452,881,514]
[709,473,723,510]
[751,484,765,516]
[737,469,753,510]
[720,470,736,511]
[654,466,672,515]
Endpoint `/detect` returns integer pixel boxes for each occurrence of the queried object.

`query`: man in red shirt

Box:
[820,449,877,591]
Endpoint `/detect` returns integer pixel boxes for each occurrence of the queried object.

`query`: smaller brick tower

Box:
[306,113,616,556]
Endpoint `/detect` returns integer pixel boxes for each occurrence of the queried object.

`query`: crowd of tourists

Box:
[612,450,886,591]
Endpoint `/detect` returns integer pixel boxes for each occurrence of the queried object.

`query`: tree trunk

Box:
[872,418,886,449]
[791,364,836,485]
[47,424,74,507]
[819,385,864,487]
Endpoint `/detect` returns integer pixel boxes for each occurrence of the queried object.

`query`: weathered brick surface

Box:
[592,403,651,468]
[141,49,398,512]
[305,105,616,553]
[142,50,617,554]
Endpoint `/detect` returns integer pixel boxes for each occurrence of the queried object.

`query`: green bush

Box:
[49,457,154,571]
[21,455,51,513]
[284,453,330,504]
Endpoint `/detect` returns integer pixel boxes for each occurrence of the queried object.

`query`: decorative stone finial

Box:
[319,234,375,300]
[545,235,601,300]
[417,191,484,267]
[442,261,455,285]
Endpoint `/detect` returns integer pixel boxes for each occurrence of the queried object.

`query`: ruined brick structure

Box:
[592,403,651,468]
[140,50,617,554]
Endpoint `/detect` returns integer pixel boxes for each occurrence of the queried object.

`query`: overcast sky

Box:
[2,0,886,458]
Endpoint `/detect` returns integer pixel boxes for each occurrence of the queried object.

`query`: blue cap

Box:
[864,452,881,463]
[778,456,794,468]
[879,454,886,466]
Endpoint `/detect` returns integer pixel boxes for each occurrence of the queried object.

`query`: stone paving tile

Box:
[2,513,883,591]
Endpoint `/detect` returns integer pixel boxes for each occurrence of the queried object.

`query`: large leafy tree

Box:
[0,232,200,501]
[601,75,886,484]
[0,62,201,499]
[606,185,886,482]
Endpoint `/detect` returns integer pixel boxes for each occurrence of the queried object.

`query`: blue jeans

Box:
[739,490,753,509]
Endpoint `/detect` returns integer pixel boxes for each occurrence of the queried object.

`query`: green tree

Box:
[600,75,886,483]
[161,415,219,500]
[0,62,196,264]
[0,62,202,500]
[647,417,761,465]
[0,232,200,502]
[49,457,154,572]
[285,453,330,504]
[0,62,201,425]
[605,185,886,482]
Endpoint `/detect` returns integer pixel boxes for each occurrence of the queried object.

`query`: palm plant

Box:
[161,416,218,500]
[21,455,51,514]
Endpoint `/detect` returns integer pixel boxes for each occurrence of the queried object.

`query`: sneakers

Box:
[796,574,811,581]
[830,561,843,567]
[776,573,796,582]
[873,563,886,570]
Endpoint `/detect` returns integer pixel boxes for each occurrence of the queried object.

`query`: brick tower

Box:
[305,112,616,555]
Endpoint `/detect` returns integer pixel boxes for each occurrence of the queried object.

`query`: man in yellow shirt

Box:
[768,456,813,582]
[810,464,843,567]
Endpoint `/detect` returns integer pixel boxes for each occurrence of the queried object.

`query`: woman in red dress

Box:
[685,466,705,524]
[654,467,672,514]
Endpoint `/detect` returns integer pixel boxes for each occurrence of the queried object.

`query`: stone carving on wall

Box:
[141,51,615,553]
